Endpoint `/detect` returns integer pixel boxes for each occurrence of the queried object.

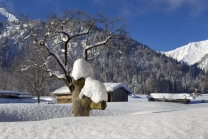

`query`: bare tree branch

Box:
[18,9,128,93]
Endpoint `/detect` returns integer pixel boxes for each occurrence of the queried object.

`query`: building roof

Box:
[146,93,195,100]
[103,83,132,94]
[51,86,71,95]
[51,83,132,95]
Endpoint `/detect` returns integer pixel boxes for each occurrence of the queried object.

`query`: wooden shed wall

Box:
[109,88,128,102]
[52,94,72,103]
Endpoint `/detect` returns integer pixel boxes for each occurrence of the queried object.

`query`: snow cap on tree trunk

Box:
[79,77,108,103]
[71,58,94,80]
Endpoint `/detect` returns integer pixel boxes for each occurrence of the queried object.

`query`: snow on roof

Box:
[70,58,94,80]
[51,82,132,96]
[51,86,71,95]
[146,93,195,100]
[103,83,132,94]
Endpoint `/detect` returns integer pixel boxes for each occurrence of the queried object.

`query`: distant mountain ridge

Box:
[0,6,205,94]
[0,6,20,68]
[0,6,18,22]
[163,39,208,71]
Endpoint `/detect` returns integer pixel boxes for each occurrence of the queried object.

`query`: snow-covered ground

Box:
[0,95,208,139]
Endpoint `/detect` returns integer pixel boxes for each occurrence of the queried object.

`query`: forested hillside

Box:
[0,15,207,95]
[92,38,207,94]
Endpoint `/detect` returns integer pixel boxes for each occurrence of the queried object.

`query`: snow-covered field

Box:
[1,95,208,139]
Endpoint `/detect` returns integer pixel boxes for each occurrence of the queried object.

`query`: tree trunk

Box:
[37,94,40,104]
[71,78,107,117]
[72,78,91,117]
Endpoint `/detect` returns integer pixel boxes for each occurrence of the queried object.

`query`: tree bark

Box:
[71,78,107,117]
[37,94,40,104]
[72,78,91,117]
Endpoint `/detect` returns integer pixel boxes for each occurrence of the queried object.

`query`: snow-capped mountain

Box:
[163,39,208,70]
[0,6,20,67]
[0,6,18,22]
[197,54,208,70]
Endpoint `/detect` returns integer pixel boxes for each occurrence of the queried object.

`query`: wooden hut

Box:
[103,83,132,102]
[51,83,132,103]
[51,86,72,103]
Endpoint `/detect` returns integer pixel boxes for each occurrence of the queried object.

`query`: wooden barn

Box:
[103,83,132,102]
[51,83,132,103]
[51,86,72,103]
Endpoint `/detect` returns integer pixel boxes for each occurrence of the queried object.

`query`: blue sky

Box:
[1,0,208,52]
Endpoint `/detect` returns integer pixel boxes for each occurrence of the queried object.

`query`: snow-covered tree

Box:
[70,58,107,116]
[19,10,128,94]
[15,10,127,116]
